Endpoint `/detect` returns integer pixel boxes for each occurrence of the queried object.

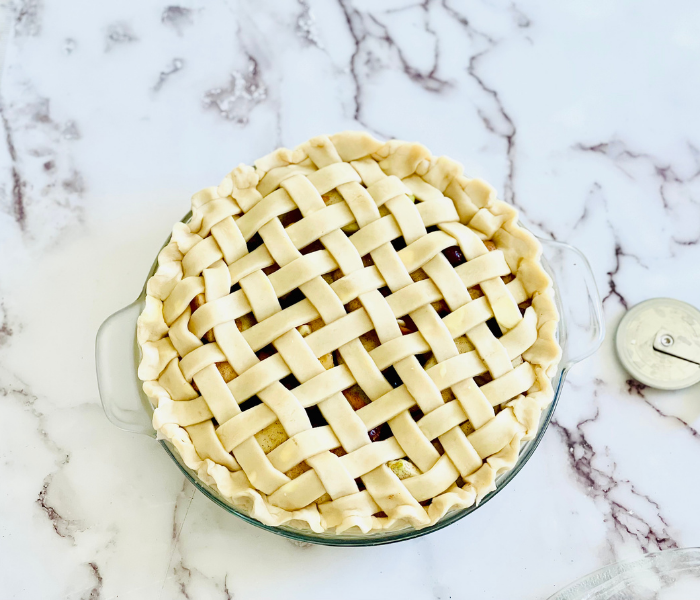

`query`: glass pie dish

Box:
[96,216,604,546]
[548,548,700,600]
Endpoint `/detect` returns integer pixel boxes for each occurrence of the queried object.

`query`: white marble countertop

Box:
[1,1,699,598]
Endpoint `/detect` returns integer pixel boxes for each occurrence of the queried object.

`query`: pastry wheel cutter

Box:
[616,298,700,390]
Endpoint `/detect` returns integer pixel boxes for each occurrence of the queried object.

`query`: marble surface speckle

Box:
[1,1,699,599]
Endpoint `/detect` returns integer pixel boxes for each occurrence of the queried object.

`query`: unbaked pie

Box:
[137,132,561,533]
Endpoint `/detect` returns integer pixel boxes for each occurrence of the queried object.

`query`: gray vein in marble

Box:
[0,382,68,459]
[296,0,324,49]
[0,102,26,229]
[336,0,447,137]
[223,575,233,600]
[603,230,648,310]
[160,481,195,599]
[552,405,677,555]
[36,472,83,543]
[274,105,283,148]
[202,56,267,124]
[577,141,683,188]
[367,12,448,93]
[336,0,374,132]
[161,6,194,35]
[61,169,85,195]
[13,0,41,36]
[441,1,536,211]
[0,87,85,241]
[0,301,14,345]
[521,213,559,241]
[2,373,92,562]
[105,22,137,51]
[626,379,700,440]
[571,182,600,231]
[440,0,496,43]
[62,120,80,140]
[572,182,647,310]
[510,3,531,29]
[154,58,185,92]
[63,37,76,55]
[6,162,26,230]
[379,0,448,92]
[23,97,51,129]
[604,244,630,310]
[424,7,533,211]
[86,561,103,600]
[467,51,516,202]
[575,139,700,212]
[172,560,193,600]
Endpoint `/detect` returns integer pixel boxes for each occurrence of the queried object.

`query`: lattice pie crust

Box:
[137,132,561,534]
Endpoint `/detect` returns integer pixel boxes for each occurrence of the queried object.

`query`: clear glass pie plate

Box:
[96,215,605,546]
[548,548,700,599]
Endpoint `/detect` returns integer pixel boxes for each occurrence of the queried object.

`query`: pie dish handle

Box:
[95,298,157,437]
[538,238,605,368]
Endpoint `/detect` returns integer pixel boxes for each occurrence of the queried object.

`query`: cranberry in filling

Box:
[368,426,383,442]
[442,245,466,267]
